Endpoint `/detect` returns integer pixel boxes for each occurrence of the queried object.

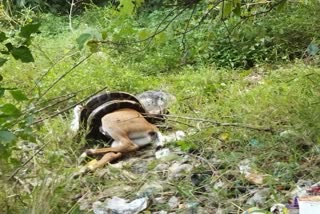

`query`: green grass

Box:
[0,12,319,214]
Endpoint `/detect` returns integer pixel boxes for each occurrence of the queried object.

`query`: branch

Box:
[37,53,93,101]
[143,113,274,133]
[31,86,108,125]
[181,2,198,64]
[33,93,76,114]
[91,2,192,47]
[68,0,75,31]
[36,48,77,84]
[8,141,50,181]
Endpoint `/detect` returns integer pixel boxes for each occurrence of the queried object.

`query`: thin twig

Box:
[143,113,274,133]
[69,0,75,31]
[31,86,108,125]
[34,93,76,114]
[38,53,93,101]
[189,153,217,175]
[35,87,87,108]
[8,141,50,181]
[177,0,223,35]
[181,2,197,64]
[36,48,77,84]
[93,2,192,48]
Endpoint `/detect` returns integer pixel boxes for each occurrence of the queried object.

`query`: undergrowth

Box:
[0,2,319,213]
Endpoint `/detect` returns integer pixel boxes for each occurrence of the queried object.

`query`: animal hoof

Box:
[78,152,88,163]
[85,149,95,155]
[86,159,98,171]
[71,166,89,179]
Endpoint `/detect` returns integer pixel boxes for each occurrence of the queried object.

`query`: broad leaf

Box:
[77,33,91,47]
[0,130,16,143]
[0,104,21,117]
[76,33,92,50]
[138,29,151,40]
[222,1,233,19]
[19,23,41,40]
[5,43,13,51]
[87,41,99,53]
[233,2,241,17]
[9,90,28,101]
[0,32,7,42]
[277,0,287,12]
[0,57,7,67]
[0,88,4,97]
[11,46,34,62]
[119,0,135,16]
[101,31,108,40]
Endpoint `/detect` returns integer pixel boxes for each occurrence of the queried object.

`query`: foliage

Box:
[0,0,319,213]
[0,21,40,167]
[75,1,320,71]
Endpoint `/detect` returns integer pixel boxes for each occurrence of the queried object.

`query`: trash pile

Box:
[71,91,319,214]
[243,180,320,214]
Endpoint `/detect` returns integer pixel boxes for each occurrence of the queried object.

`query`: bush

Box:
[77,1,320,70]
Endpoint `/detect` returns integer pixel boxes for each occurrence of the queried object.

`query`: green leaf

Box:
[119,0,135,16]
[9,90,28,101]
[19,23,41,39]
[76,33,92,50]
[155,32,167,45]
[0,88,4,97]
[222,1,233,19]
[0,104,21,117]
[5,43,13,51]
[0,57,7,66]
[233,2,241,17]
[0,32,7,42]
[101,31,108,40]
[138,29,151,40]
[87,41,99,53]
[176,140,196,152]
[0,130,16,143]
[277,0,287,12]
[11,46,34,62]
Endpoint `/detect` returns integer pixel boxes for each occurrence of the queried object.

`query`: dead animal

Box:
[72,91,174,173]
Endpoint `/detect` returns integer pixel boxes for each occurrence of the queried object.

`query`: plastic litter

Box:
[270,204,289,214]
[270,181,320,214]
[155,148,171,159]
[92,196,148,214]
[239,159,270,185]
[246,188,270,206]
[168,196,179,209]
[161,131,186,143]
[137,181,164,197]
[168,162,193,180]
[242,207,266,214]
[299,196,320,214]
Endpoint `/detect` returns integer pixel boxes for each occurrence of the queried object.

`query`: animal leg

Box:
[86,138,139,155]
[87,152,122,171]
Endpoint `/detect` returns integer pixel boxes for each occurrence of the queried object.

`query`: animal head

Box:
[136,90,176,114]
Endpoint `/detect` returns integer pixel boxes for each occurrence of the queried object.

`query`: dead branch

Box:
[31,86,108,125]
[37,53,93,101]
[143,113,274,133]
[8,141,50,181]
